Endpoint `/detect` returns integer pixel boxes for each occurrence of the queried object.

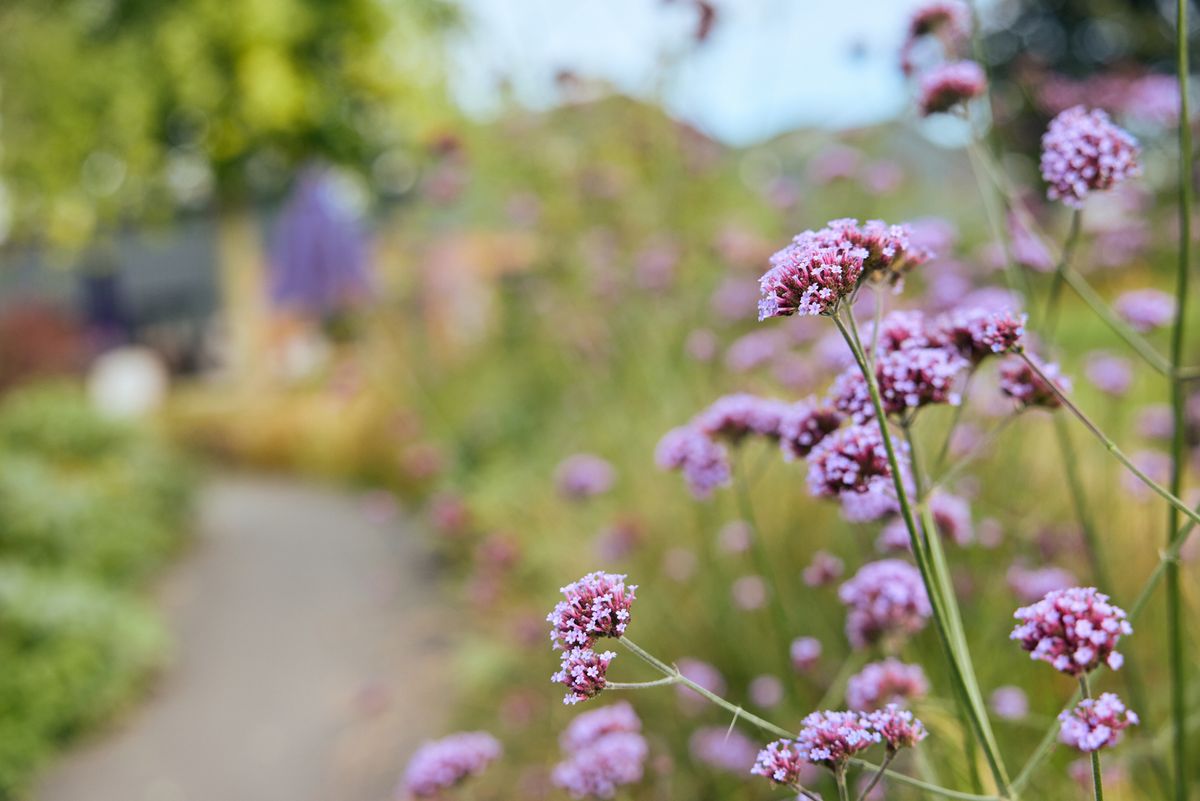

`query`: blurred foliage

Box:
[0,383,193,795]
[0,0,458,247]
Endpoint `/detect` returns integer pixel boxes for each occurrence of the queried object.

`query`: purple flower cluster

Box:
[839,559,932,648]
[1058,693,1139,752]
[401,731,502,798]
[792,710,881,769]
[999,355,1071,409]
[779,399,845,460]
[694,393,790,442]
[548,572,637,650]
[556,453,617,500]
[656,426,731,499]
[901,1,971,75]
[866,704,929,752]
[1114,288,1177,333]
[553,647,617,705]
[553,703,648,798]
[750,738,811,787]
[846,659,930,710]
[802,550,845,587]
[791,636,823,671]
[1040,106,1141,207]
[918,61,987,116]
[1011,587,1132,675]
[807,423,897,498]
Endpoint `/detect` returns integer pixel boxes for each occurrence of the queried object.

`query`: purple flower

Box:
[1007,565,1077,603]
[907,0,970,41]
[1114,288,1176,332]
[865,309,934,353]
[553,648,617,705]
[751,739,810,787]
[732,575,768,610]
[559,701,641,751]
[839,559,932,648]
[758,233,866,319]
[548,572,637,650]
[401,732,502,798]
[866,705,928,752]
[990,686,1030,720]
[717,520,753,553]
[803,550,845,587]
[1084,352,1134,396]
[795,710,882,770]
[725,329,785,372]
[556,454,617,500]
[933,309,1027,363]
[1011,586,1133,675]
[999,355,1071,409]
[832,347,968,421]
[695,394,789,442]
[1059,693,1139,752]
[791,637,823,672]
[841,483,901,522]
[749,675,785,708]
[918,61,987,116]
[656,426,731,499]
[847,659,930,710]
[553,732,648,798]
[807,424,898,498]
[1041,106,1141,208]
[826,218,931,286]
[689,726,761,774]
[779,399,843,460]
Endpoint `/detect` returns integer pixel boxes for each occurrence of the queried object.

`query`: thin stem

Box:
[1060,267,1174,375]
[856,751,896,801]
[605,677,679,690]
[1168,4,1193,797]
[836,767,851,801]
[834,310,1012,796]
[1079,676,1105,801]
[1012,688,1079,792]
[1019,352,1200,531]
[1041,209,1083,336]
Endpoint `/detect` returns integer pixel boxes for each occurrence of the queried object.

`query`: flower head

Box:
[656,426,731,498]
[807,423,897,498]
[1059,693,1139,752]
[548,572,637,650]
[553,648,617,705]
[803,550,845,587]
[795,710,882,771]
[779,399,844,460]
[839,559,932,648]
[553,732,648,798]
[556,454,617,500]
[874,346,968,415]
[559,701,641,752]
[1041,106,1141,207]
[791,636,823,671]
[907,0,970,40]
[1114,288,1176,333]
[1011,586,1133,675]
[990,686,1030,720]
[402,732,502,798]
[826,218,931,286]
[918,61,987,116]
[758,233,866,319]
[751,739,810,787]
[847,659,930,711]
[1084,352,1134,397]
[999,355,1071,409]
[866,705,929,752]
[933,309,1027,363]
[695,393,789,442]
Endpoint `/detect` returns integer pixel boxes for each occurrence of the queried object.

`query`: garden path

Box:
[35,474,453,801]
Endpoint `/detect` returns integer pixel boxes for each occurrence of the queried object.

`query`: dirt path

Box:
[35,475,454,801]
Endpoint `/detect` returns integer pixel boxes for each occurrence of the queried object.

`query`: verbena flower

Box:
[999,355,1071,409]
[865,309,934,353]
[695,393,790,442]
[779,399,844,460]
[1114,288,1177,332]
[847,659,930,710]
[749,674,785,708]
[553,731,648,798]
[807,423,900,498]
[839,559,932,648]
[795,710,882,771]
[901,1,970,75]
[656,426,731,498]
[802,550,845,587]
[751,738,810,786]
[791,637,823,672]
[559,701,642,752]
[1041,106,1141,207]
[866,705,929,752]
[554,647,617,705]
[556,454,617,500]
[933,309,1027,363]
[1084,352,1134,397]
[1059,693,1139,752]
[689,726,761,774]
[841,483,901,522]
[548,572,638,650]
[918,60,987,116]
[990,686,1030,720]
[758,233,867,319]
[1011,586,1133,675]
[831,346,968,421]
[826,218,931,286]
[401,731,502,798]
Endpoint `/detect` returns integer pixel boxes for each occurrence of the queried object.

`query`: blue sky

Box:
[448,0,938,145]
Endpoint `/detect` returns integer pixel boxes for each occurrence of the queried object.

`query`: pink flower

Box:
[791,637,823,672]
[556,454,617,500]
[779,399,844,460]
[553,648,617,705]
[831,346,968,421]
[918,61,987,116]
[847,659,930,710]
[989,686,1029,720]
[559,701,641,751]
[1041,106,1141,208]
[758,233,866,319]
[751,739,810,787]
[695,394,789,442]
[656,426,731,499]
[554,703,648,798]
[803,550,845,587]
[1114,288,1176,333]
[866,705,928,752]
[548,572,637,650]
[795,710,882,770]
[807,424,898,498]
[839,560,932,648]
[689,726,761,774]
[732,575,768,610]
[1011,587,1132,675]
[1059,693,1139,752]
[933,309,1027,363]
[999,355,1071,409]
[402,732,502,797]
[1084,352,1133,396]
[749,674,784,708]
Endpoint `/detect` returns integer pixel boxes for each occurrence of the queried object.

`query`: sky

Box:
[448,0,937,146]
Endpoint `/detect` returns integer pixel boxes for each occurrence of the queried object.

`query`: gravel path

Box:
[34,475,453,801]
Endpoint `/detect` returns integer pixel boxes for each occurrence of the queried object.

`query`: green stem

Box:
[836,767,851,801]
[857,751,896,801]
[834,310,1012,796]
[1169,4,1193,798]
[1020,353,1200,531]
[1080,675,1105,801]
[606,677,680,690]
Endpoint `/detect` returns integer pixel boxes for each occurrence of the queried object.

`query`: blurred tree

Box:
[0,0,458,248]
